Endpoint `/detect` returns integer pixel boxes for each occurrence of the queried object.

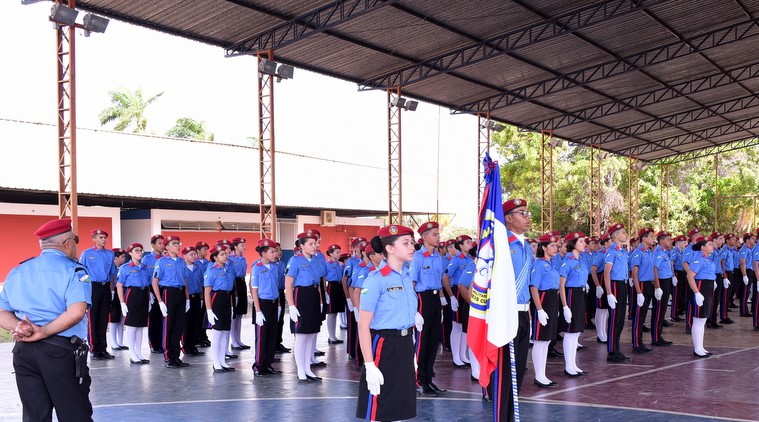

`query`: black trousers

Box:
[13,340,93,422]
[673,270,688,317]
[183,293,203,351]
[740,269,756,316]
[608,280,628,355]
[198,296,209,344]
[652,277,672,342]
[161,287,186,361]
[276,289,286,347]
[415,290,442,385]
[148,291,164,351]
[631,282,653,349]
[441,289,452,350]
[254,299,279,370]
[493,310,529,422]
[88,282,112,353]
[585,275,596,325]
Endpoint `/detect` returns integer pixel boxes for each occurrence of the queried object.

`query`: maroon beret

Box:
[538,234,560,243]
[365,244,375,254]
[230,237,246,245]
[351,237,367,247]
[112,248,125,255]
[456,234,472,242]
[502,198,527,214]
[34,218,72,239]
[126,243,143,252]
[710,231,723,239]
[694,236,708,243]
[195,241,210,249]
[656,231,671,238]
[297,231,319,241]
[91,229,109,237]
[210,244,226,256]
[327,243,341,251]
[446,239,457,246]
[687,228,700,238]
[638,228,654,239]
[181,246,195,255]
[607,223,625,237]
[377,224,414,238]
[150,234,165,243]
[563,232,585,243]
[417,221,439,235]
[257,239,275,248]
[674,235,687,242]
[164,235,181,244]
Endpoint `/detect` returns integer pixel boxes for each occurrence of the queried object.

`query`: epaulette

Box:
[379,265,392,277]
[19,256,36,265]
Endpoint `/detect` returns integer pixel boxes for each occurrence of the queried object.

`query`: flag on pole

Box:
[467,153,519,388]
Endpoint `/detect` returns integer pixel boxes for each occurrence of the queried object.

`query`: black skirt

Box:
[563,286,585,333]
[290,285,322,334]
[233,277,248,316]
[124,287,149,327]
[689,279,714,319]
[211,290,233,331]
[326,282,346,314]
[531,289,559,341]
[109,292,122,323]
[454,288,471,333]
[356,331,416,421]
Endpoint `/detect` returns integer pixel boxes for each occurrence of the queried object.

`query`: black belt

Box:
[294,285,318,289]
[92,281,111,285]
[190,293,202,298]
[161,286,185,291]
[212,289,233,294]
[40,335,89,382]
[260,298,278,304]
[371,328,412,337]
[612,279,626,283]
[127,286,150,291]
[419,289,440,295]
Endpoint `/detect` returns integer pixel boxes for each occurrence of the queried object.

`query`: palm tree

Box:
[166,117,213,141]
[98,87,163,133]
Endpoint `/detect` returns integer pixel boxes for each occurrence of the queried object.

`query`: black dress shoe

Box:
[420,384,438,396]
[275,345,291,353]
[231,345,245,351]
[225,354,238,359]
[311,361,327,367]
[564,370,582,377]
[102,351,116,359]
[213,368,227,373]
[662,319,672,327]
[533,379,558,388]
[306,375,323,382]
[576,370,588,376]
[313,351,326,356]
[130,359,149,364]
[151,348,165,354]
[222,366,235,371]
[114,345,129,350]
[577,344,588,350]
[199,340,211,347]
[239,344,251,350]
[651,340,673,347]
[642,326,650,333]
[482,394,493,403]
[90,352,105,360]
[453,362,468,368]
[266,367,282,374]
[547,348,564,358]
[632,346,652,354]
[429,382,447,393]
[175,359,190,367]
[253,369,269,377]
[471,375,479,382]
[185,348,205,356]
[298,377,312,383]
[607,354,626,363]
[327,339,344,344]
[618,353,631,361]
[693,352,710,358]
[164,360,180,369]
[596,338,607,344]
[720,318,735,324]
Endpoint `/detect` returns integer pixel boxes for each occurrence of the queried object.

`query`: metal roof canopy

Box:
[74,0,759,164]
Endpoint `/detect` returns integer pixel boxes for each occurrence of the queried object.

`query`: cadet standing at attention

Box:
[80,228,115,360]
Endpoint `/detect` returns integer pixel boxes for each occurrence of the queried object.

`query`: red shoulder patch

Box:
[508,235,517,243]
[458,253,465,259]
[256,261,263,266]
[423,251,431,257]
[369,266,376,271]
[379,265,392,277]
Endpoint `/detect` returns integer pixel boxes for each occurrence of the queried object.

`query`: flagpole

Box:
[509,341,520,422]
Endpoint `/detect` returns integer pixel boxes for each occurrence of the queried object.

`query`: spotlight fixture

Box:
[480,120,505,132]
[50,3,79,26]
[548,138,563,148]
[83,13,109,34]
[258,58,295,82]
[389,95,418,111]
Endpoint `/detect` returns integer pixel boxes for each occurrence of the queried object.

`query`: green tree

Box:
[166,117,213,141]
[98,87,163,133]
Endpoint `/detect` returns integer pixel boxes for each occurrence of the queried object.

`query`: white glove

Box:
[234,295,239,306]
[537,309,548,326]
[694,292,705,307]
[563,306,572,323]
[185,299,190,313]
[364,362,384,396]
[440,296,447,306]
[723,278,731,289]
[207,309,217,325]
[450,296,459,312]
[672,278,678,287]
[289,306,300,323]
[607,294,617,309]
[200,300,204,308]
[654,288,663,301]
[637,293,645,307]
[111,291,115,301]
[256,311,265,326]
[346,298,354,312]
[413,353,418,372]
[149,293,155,306]
[354,310,359,323]
[713,281,718,291]
[583,283,589,293]
[325,294,330,305]
[159,301,168,317]
[628,278,634,287]
[120,302,128,316]
[743,276,749,285]
[414,312,424,332]
[596,286,604,299]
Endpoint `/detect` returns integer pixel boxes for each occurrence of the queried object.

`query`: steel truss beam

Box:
[257,50,277,240]
[659,164,669,231]
[589,145,602,237]
[619,116,759,157]
[454,18,759,114]
[628,157,640,236]
[577,94,759,146]
[387,87,403,225]
[358,0,654,90]
[225,0,393,57]
[652,137,759,165]
[540,130,554,233]
[477,112,491,211]
[56,0,78,233]
[527,61,759,132]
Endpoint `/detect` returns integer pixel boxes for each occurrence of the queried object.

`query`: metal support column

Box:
[714,154,719,231]
[659,164,670,231]
[540,130,554,233]
[387,87,402,225]
[477,112,491,209]
[257,50,277,240]
[628,157,640,236]
[589,145,602,237]
[56,0,78,233]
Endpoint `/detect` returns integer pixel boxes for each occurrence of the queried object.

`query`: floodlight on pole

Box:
[258,58,294,82]
[635,161,648,171]
[548,137,562,148]
[50,3,78,26]
[480,120,505,132]
[83,13,109,35]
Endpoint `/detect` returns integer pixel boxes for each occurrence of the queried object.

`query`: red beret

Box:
[181,246,195,255]
[743,233,755,241]
[230,237,246,245]
[365,244,375,254]
[34,218,72,239]
[310,229,321,237]
[327,243,341,251]
[445,239,457,246]
[629,237,638,242]
[694,236,708,243]
[607,223,624,237]
[417,221,439,235]
[674,235,687,242]
[600,234,610,242]
[538,234,560,243]
[216,239,231,246]
[687,228,700,238]
[438,241,446,248]
[563,232,585,243]
[257,239,275,248]
[351,237,367,247]
[112,248,125,255]
[377,224,414,238]
[655,231,671,238]
[195,241,210,249]
[210,244,226,256]
[417,238,424,244]
[297,231,319,241]
[725,233,735,240]
[339,252,351,259]
[126,243,143,252]
[91,229,109,237]
[710,231,723,239]
[502,198,527,214]
[150,234,164,243]
[589,236,599,243]
[638,228,654,239]
[273,241,281,248]
[456,234,472,242]
[164,235,180,244]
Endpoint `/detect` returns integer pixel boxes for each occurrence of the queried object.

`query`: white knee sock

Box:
[692,317,707,355]
[596,309,609,342]
[294,334,309,380]
[327,314,337,341]
[451,323,463,365]
[532,340,551,384]
[459,330,470,364]
[134,327,145,360]
[469,347,480,380]
[309,334,322,366]
[116,322,125,347]
[125,326,139,361]
[211,330,224,370]
[108,322,119,350]
[230,318,241,347]
[221,331,232,368]
[562,332,576,374]
[340,311,347,327]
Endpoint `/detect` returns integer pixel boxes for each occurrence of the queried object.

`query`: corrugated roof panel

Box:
[455,55,557,92]
[512,35,610,75]
[576,11,675,57]
[649,0,749,37]
[404,75,498,106]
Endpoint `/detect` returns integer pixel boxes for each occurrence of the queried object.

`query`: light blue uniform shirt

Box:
[117,261,151,288]
[739,245,754,272]
[286,255,319,287]
[550,254,563,271]
[652,246,673,279]
[630,245,654,282]
[604,242,629,281]
[359,261,417,330]
[227,254,248,279]
[352,262,375,289]
[153,256,188,288]
[559,254,589,288]
[276,261,286,290]
[591,248,607,273]
[79,247,115,282]
[682,243,696,265]
[141,252,163,275]
[410,246,443,292]
[0,249,91,339]
[672,247,685,271]
[689,253,716,280]
[203,262,234,291]
[508,231,534,305]
[446,253,472,286]
[325,259,343,282]
[530,258,560,291]
[250,260,279,300]
[311,251,327,280]
[726,246,737,271]
[344,255,361,280]
[708,249,723,275]
[185,263,204,295]
[457,260,476,289]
